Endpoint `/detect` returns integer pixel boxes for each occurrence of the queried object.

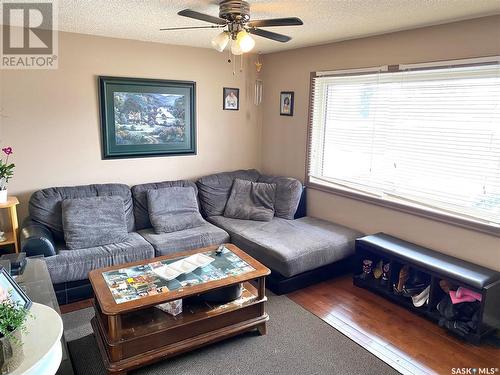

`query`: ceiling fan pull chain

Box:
[240,54,243,72]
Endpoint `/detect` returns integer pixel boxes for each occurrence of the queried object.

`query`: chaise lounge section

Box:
[197,169,363,294]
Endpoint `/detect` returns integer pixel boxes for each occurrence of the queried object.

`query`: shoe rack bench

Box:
[353,233,500,344]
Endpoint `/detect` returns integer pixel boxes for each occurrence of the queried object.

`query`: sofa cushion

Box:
[147,187,205,233]
[208,216,362,277]
[29,184,134,241]
[62,196,129,249]
[45,232,155,284]
[138,223,229,256]
[196,169,260,217]
[258,175,303,220]
[224,179,276,221]
[132,180,198,231]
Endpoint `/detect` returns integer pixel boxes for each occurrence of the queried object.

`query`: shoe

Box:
[449,290,477,304]
[402,270,429,297]
[455,287,482,302]
[393,265,409,294]
[373,260,383,279]
[441,319,470,337]
[439,280,451,294]
[380,263,390,286]
[437,295,457,320]
[412,285,430,307]
[354,259,373,280]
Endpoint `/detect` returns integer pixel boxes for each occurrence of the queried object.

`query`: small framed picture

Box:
[223,87,239,111]
[280,91,294,116]
[0,267,32,310]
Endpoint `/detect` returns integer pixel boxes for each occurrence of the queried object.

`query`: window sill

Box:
[306,179,500,238]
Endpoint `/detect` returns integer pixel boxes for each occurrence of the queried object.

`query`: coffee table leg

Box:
[257,276,267,335]
[257,276,266,300]
[108,314,122,361]
[257,322,267,336]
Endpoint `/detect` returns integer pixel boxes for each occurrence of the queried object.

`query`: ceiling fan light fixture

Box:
[236,30,255,53]
[230,40,243,55]
[211,31,230,52]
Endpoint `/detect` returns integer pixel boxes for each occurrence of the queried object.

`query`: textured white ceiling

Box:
[55,0,500,53]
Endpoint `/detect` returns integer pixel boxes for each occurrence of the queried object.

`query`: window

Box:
[308,59,500,230]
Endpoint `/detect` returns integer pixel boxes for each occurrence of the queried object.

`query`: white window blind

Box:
[308,61,500,226]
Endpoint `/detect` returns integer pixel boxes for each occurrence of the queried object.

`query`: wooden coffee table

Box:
[89,244,270,375]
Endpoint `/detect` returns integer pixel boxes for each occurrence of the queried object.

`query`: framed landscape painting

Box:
[99,76,196,159]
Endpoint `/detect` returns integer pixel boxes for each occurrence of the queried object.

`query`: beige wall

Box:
[0,31,262,220]
[2,17,500,270]
[261,16,500,270]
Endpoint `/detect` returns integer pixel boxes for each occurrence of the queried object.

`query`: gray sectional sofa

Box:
[20,169,362,304]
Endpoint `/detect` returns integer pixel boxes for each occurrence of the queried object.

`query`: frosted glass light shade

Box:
[211,31,229,52]
[231,41,243,55]
[236,30,255,53]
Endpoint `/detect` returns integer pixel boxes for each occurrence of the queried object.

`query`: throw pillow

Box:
[147,187,205,234]
[224,179,276,221]
[258,175,303,219]
[62,196,128,250]
[196,169,260,217]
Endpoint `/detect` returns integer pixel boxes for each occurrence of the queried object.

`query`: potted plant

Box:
[0,147,14,204]
[0,287,29,374]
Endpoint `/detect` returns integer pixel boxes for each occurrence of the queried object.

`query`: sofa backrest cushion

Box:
[223,179,276,221]
[258,175,303,220]
[131,180,198,230]
[62,196,129,249]
[147,187,205,234]
[196,169,260,217]
[29,184,134,241]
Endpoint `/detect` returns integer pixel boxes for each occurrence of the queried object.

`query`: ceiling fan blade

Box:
[248,28,291,43]
[160,25,225,31]
[247,17,303,28]
[177,9,227,25]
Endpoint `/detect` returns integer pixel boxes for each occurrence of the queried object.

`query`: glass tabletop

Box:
[102,246,255,304]
[15,257,60,313]
[14,257,74,375]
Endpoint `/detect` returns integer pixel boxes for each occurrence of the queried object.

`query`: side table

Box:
[0,196,19,253]
[10,302,63,375]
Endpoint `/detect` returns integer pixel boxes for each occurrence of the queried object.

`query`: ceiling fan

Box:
[160,0,303,55]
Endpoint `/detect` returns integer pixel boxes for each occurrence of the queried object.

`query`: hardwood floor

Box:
[60,298,93,314]
[288,274,500,375]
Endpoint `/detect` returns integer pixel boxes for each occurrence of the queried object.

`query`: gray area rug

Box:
[63,293,399,375]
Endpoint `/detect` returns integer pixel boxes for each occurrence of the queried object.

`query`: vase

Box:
[0,191,7,204]
[0,330,23,374]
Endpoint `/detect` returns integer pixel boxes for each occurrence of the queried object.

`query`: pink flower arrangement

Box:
[0,146,14,190]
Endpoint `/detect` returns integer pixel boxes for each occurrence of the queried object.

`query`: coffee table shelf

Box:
[94,282,262,343]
